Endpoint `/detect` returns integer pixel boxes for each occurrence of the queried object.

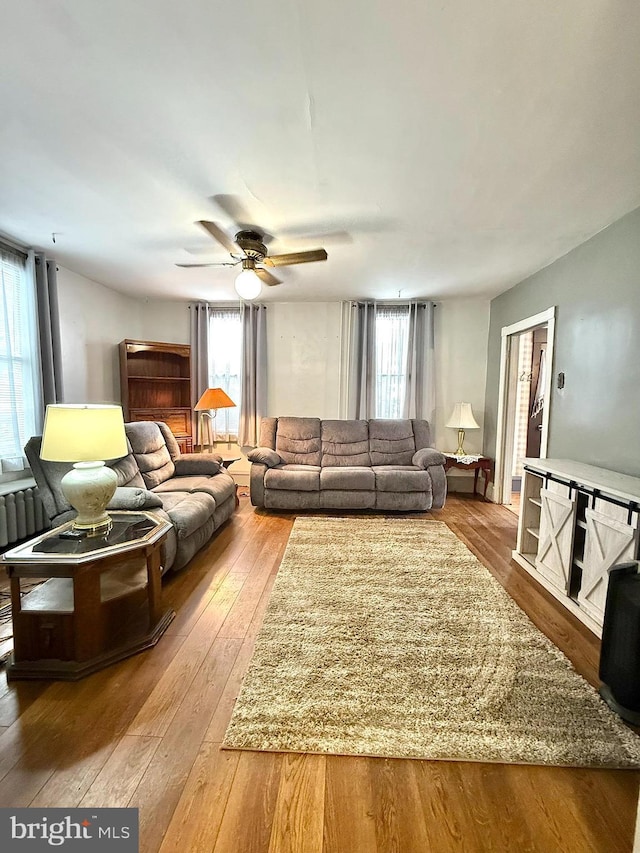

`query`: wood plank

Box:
[126,583,245,737]
[158,742,239,853]
[78,735,161,808]
[323,755,378,853]
[128,638,243,853]
[211,751,282,853]
[267,753,325,853]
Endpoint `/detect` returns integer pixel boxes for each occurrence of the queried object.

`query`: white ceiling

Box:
[2,0,640,303]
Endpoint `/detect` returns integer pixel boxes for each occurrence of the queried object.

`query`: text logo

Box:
[0,808,138,851]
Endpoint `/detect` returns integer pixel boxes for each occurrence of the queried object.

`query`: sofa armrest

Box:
[412,448,446,468]
[174,454,222,476]
[107,486,163,510]
[247,447,283,468]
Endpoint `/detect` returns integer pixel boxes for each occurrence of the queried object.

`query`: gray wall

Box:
[485,205,640,477]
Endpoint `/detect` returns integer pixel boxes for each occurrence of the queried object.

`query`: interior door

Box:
[578,509,639,624]
[536,487,576,593]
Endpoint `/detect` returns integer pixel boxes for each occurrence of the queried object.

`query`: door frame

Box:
[494,306,556,505]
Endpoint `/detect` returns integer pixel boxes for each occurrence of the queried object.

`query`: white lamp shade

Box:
[235,269,262,300]
[445,402,480,430]
[40,404,128,462]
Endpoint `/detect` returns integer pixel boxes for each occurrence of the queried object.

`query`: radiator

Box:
[0,486,50,548]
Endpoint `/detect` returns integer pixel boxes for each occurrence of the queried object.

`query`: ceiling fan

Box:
[177,221,328,299]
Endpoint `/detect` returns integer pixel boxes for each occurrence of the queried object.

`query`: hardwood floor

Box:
[0,495,637,852]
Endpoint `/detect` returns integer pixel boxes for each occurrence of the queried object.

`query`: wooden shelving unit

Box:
[513,458,640,637]
[119,339,193,453]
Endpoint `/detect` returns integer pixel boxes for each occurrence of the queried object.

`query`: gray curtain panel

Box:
[33,251,63,412]
[349,301,377,419]
[238,303,267,448]
[189,301,211,445]
[347,300,435,421]
[403,300,435,421]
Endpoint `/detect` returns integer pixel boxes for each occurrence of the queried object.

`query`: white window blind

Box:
[208,307,242,440]
[375,305,410,418]
[0,247,41,463]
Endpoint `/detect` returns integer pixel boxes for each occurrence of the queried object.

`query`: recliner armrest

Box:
[174,455,222,476]
[412,448,446,468]
[247,447,283,468]
[107,486,163,510]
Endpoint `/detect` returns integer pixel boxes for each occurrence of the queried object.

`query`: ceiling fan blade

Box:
[197,220,239,253]
[212,195,274,243]
[175,261,237,268]
[255,267,281,286]
[265,249,328,267]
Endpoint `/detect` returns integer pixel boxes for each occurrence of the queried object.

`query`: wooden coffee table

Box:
[1,511,174,680]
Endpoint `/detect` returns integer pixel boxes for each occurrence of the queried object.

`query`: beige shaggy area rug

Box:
[223,518,640,767]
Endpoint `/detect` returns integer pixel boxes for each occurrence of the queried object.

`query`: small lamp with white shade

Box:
[39,404,128,535]
[445,402,480,456]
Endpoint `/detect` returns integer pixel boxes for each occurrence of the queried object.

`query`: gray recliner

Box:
[25,421,237,572]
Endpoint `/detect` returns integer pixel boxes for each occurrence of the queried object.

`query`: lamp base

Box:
[61,461,117,536]
[454,429,467,456]
[198,410,218,453]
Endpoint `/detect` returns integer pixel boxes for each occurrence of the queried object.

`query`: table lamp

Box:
[446,402,479,456]
[40,404,128,535]
[194,388,236,450]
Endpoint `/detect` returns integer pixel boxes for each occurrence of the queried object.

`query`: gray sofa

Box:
[248,417,447,511]
[25,421,237,572]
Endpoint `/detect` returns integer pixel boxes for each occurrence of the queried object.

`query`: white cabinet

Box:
[513,459,640,637]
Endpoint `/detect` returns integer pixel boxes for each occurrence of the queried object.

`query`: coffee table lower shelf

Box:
[6,608,175,681]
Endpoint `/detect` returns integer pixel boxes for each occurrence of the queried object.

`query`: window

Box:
[375,305,410,418]
[208,307,242,440]
[0,247,41,464]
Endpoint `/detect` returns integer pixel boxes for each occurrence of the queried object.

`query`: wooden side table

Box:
[1,511,174,681]
[443,455,493,499]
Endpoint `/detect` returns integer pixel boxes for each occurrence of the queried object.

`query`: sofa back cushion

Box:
[109,437,146,488]
[275,417,322,466]
[125,421,175,489]
[321,420,370,467]
[24,435,73,519]
[369,419,416,465]
[411,419,432,450]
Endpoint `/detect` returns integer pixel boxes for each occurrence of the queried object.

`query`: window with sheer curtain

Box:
[0,246,41,465]
[375,304,410,418]
[208,307,242,440]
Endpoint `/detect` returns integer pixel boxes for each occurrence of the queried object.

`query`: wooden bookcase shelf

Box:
[119,339,193,453]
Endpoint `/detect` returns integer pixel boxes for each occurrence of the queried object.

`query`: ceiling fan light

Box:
[234,269,262,300]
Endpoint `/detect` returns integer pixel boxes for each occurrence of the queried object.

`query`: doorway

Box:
[494,307,556,507]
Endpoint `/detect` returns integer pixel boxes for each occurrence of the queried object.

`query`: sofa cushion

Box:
[155,490,217,540]
[125,422,175,488]
[320,490,376,509]
[321,420,370,467]
[264,464,320,491]
[275,417,322,466]
[373,466,431,492]
[110,450,146,488]
[173,455,221,476]
[369,419,416,465]
[320,466,375,491]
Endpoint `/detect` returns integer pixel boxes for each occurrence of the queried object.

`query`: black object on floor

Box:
[599,561,640,725]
